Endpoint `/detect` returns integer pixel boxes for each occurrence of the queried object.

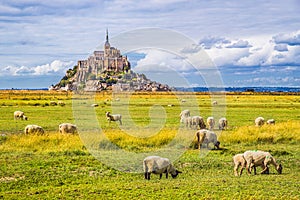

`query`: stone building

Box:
[75,30,130,82]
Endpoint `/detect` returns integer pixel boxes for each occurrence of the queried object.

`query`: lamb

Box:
[255,117,265,126]
[24,125,44,135]
[202,130,220,149]
[233,153,264,176]
[195,129,206,149]
[206,117,215,130]
[143,156,182,180]
[179,109,190,123]
[267,119,275,125]
[59,123,77,134]
[57,101,65,106]
[106,112,122,125]
[233,153,247,176]
[191,116,206,129]
[14,111,28,120]
[243,150,282,175]
[218,117,228,130]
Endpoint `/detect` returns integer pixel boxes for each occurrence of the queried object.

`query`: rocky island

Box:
[50,30,171,92]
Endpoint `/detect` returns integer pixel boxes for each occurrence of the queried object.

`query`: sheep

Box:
[106,112,122,125]
[91,104,99,107]
[243,150,282,175]
[57,101,65,106]
[206,117,215,130]
[143,156,182,180]
[233,153,247,176]
[50,101,57,106]
[24,125,44,135]
[212,100,218,106]
[59,123,77,134]
[195,129,206,149]
[267,119,275,125]
[255,117,265,126]
[191,116,206,129]
[179,109,190,123]
[183,116,192,128]
[218,117,228,130]
[14,111,28,120]
[202,130,220,149]
[233,153,264,176]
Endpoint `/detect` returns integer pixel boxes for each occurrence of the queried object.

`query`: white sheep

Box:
[218,117,228,130]
[233,153,263,176]
[206,117,215,130]
[255,117,265,126]
[59,123,77,134]
[24,125,44,135]
[195,129,206,149]
[57,101,65,106]
[192,116,206,129]
[143,156,182,180]
[106,112,122,125]
[14,111,28,120]
[243,150,282,175]
[267,119,275,125]
[233,153,247,176]
[202,130,220,149]
[212,100,218,106]
[179,109,190,123]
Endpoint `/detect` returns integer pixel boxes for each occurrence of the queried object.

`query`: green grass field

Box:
[0,90,299,199]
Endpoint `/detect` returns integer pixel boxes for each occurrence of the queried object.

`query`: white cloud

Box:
[0,60,74,76]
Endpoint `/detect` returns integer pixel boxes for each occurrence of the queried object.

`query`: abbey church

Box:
[75,30,130,82]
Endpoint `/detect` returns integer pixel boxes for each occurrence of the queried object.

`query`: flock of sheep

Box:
[14,110,77,135]
[14,99,282,180]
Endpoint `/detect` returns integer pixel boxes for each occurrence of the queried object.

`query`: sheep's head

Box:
[171,170,182,178]
[214,141,220,149]
[277,164,283,174]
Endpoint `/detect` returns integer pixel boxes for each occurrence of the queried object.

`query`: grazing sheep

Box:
[50,101,57,106]
[206,117,215,130]
[243,150,282,175]
[192,116,206,129]
[106,112,122,125]
[233,153,264,176]
[212,100,218,106]
[255,117,265,126]
[143,156,182,180]
[57,101,65,106]
[24,125,44,135]
[14,111,28,120]
[233,153,247,176]
[202,130,220,149]
[182,116,192,128]
[91,104,99,107]
[195,129,206,149]
[179,109,190,123]
[267,119,275,125]
[218,117,228,130]
[59,123,77,134]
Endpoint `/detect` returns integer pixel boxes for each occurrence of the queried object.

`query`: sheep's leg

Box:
[119,119,122,125]
[234,164,239,176]
[159,174,162,179]
[253,166,257,175]
[165,172,168,179]
[260,166,269,174]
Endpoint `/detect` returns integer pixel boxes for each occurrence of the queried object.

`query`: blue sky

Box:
[0,0,299,88]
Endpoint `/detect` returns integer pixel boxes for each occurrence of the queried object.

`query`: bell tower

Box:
[104,29,110,57]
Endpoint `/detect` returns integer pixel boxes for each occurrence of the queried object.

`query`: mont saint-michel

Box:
[50,30,171,92]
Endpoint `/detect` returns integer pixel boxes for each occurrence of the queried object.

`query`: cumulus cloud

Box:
[273,30,300,46]
[226,40,251,48]
[0,60,74,76]
[274,44,288,52]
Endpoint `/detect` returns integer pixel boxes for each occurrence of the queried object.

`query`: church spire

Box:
[106,28,109,43]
